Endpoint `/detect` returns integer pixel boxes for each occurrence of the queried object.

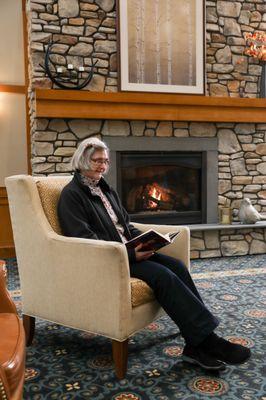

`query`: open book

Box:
[125,229,180,252]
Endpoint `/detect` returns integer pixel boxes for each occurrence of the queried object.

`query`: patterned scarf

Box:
[80,173,127,243]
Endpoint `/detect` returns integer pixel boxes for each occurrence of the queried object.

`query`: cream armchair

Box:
[5,175,190,379]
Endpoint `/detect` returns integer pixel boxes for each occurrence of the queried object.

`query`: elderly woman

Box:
[58,137,250,372]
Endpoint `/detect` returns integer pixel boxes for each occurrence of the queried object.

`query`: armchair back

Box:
[36,176,71,234]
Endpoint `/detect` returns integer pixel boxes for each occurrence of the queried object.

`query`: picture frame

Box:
[118,0,205,95]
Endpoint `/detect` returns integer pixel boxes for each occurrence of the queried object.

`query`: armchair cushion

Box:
[130,278,154,307]
[36,177,71,235]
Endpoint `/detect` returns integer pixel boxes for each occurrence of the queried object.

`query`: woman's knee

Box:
[153,254,188,275]
[150,267,179,291]
[130,260,176,289]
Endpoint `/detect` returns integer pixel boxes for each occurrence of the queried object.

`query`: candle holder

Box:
[219,206,232,225]
[40,41,98,90]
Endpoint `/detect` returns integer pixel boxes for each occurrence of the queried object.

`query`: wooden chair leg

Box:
[23,314,35,346]
[112,339,129,380]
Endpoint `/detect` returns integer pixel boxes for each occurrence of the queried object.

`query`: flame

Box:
[151,187,161,201]
[149,186,161,208]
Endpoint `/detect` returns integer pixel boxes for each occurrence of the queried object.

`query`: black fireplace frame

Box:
[104,137,218,225]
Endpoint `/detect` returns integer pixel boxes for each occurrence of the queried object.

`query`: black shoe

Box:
[182,345,226,371]
[204,335,251,365]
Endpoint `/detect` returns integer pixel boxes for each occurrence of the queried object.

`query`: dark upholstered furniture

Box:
[0,260,25,400]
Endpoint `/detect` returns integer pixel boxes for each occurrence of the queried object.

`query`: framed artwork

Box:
[118,0,205,94]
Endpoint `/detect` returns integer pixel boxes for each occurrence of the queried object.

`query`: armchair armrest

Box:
[0,261,17,314]
[21,232,133,340]
[132,223,190,270]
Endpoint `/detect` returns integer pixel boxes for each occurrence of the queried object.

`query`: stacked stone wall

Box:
[190,228,266,258]
[28,0,117,92]
[206,0,266,97]
[33,119,266,214]
[27,0,266,96]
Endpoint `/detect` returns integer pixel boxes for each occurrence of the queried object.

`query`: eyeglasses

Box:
[90,158,110,166]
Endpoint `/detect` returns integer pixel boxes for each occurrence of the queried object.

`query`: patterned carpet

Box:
[4,255,266,400]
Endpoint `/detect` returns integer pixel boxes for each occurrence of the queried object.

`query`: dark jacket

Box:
[57,172,142,262]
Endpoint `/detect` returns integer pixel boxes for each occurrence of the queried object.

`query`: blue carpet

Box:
[4,255,266,400]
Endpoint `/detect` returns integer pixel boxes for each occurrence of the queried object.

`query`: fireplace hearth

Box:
[105,137,218,225]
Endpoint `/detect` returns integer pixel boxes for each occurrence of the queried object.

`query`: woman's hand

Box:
[135,243,154,261]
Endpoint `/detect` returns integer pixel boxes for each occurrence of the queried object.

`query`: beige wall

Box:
[0,0,25,85]
[0,0,27,186]
[0,93,27,185]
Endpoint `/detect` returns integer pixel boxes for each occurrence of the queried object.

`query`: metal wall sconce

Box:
[40,41,98,90]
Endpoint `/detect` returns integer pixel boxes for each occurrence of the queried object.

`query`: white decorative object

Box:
[57,67,63,73]
[78,66,85,72]
[67,64,74,70]
[238,198,265,224]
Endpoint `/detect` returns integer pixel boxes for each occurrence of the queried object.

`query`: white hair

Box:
[71,137,109,171]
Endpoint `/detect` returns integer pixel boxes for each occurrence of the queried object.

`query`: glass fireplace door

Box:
[117,151,206,225]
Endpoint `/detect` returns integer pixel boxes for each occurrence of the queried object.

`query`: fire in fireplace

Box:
[117,151,206,225]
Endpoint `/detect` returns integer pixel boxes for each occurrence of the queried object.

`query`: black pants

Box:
[130,253,219,346]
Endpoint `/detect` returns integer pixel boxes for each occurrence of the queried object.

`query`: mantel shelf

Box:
[35,89,266,123]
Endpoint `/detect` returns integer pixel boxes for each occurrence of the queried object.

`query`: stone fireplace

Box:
[105,137,218,225]
[29,116,266,258]
[25,0,266,258]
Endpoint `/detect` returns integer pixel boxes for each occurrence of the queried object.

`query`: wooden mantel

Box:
[35,89,266,123]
